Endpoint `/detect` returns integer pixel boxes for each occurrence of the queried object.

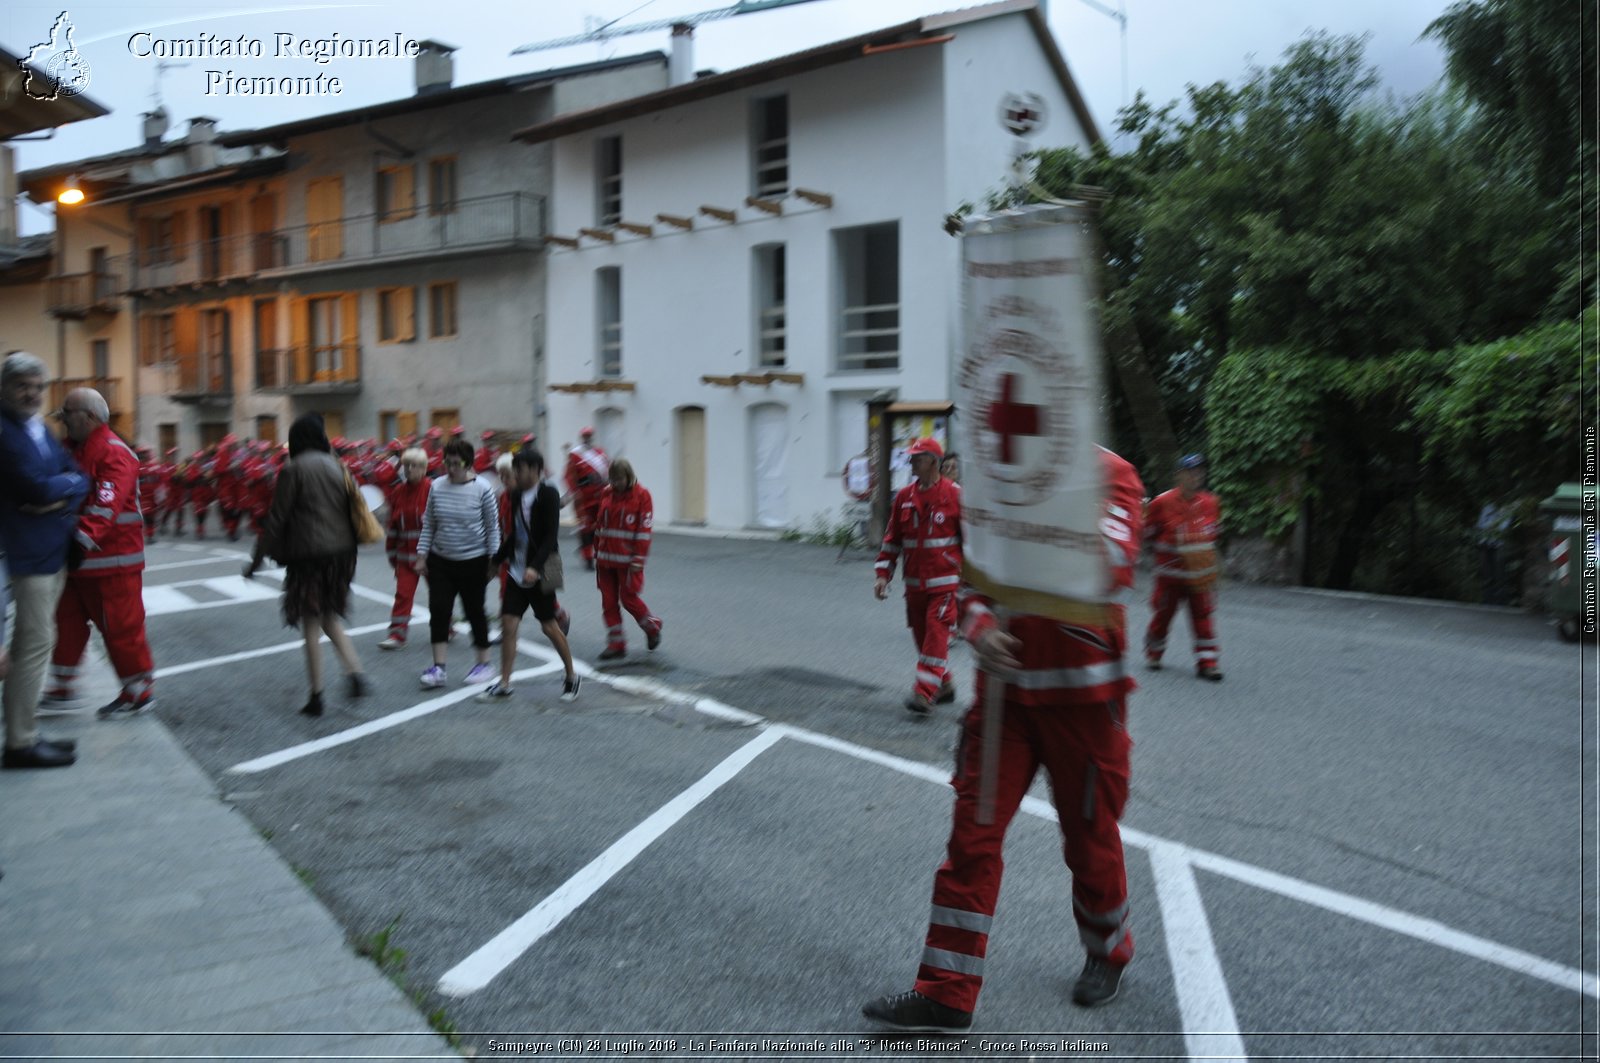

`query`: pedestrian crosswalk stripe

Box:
[143,575,281,616]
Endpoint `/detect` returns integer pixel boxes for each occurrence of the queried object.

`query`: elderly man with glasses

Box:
[42,386,157,719]
[0,352,89,768]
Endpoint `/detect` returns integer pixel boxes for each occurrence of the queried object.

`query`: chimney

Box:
[185,116,218,171]
[142,107,169,150]
[0,147,16,247]
[669,23,694,86]
[415,39,456,96]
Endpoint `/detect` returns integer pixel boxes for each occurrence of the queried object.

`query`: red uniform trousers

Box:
[1144,577,1218,667]
[48,574,156,702]
[576,488,605,566]
[915,674,1134,1013]
[597,567,660,650]
[388,563,422,642]
[906,590,956,701]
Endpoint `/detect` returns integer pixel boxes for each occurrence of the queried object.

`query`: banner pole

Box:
[976,607,1007,826]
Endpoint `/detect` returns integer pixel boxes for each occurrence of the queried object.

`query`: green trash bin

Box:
[1538,483,1596,642]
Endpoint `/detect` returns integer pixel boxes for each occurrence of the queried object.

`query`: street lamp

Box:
[57,175,85,206]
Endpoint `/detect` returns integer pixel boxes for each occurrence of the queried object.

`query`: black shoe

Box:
[96,694,154,720]
[2,741,77,769]
[935,681,956,705]
[1197,664,1224,682]
[598,646,625,661]
[905,694,934,716]
[41,736,77,752]
[861,990,972,1032]
[300,693,324,717]
[1146,656,1163,671]
[1072,955,1126,1007]
[561,675,581,702]
[646,625,661,651]
[348,673,372,698]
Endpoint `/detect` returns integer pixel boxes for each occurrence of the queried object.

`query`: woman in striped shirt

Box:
[411,438,500,688]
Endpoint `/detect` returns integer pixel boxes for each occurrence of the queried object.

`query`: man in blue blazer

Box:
[1,352,89,768]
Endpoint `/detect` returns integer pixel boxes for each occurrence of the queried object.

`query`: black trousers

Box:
[426,554,491,648]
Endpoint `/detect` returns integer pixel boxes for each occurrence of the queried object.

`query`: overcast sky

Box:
[4,0,1453,234]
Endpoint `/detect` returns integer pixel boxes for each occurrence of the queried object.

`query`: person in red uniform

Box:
[159,449,183,536]
[215,434,246,540]
[187,447,217,539]
[423,426,446,477]
[874,437,963,714]
[863,446,1145,1030]
[474,430,500,474]
[369,442,401,506]
[379,448,432,650]
[136,446,161,542]
[564,426,609,571]
[593,458,661,660]
[45,388,157,717]
[1143,452,1223,680]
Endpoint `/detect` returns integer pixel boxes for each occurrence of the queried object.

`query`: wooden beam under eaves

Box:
[579,227,615,243]
[701,374,741,387]
[616,221,652,237]
[745,196,782,216]
[595,379,636,392]
[699,205,735,223]
[794,188,832,208]
[544,235,579,249]
[657,213,693,231]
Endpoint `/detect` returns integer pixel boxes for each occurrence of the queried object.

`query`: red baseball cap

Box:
[907,437,944,460]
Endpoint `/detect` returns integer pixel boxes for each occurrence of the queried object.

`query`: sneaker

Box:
[1146,656,1163,671]
[646,623,662,651]
[935,680,956,705]
[464,662,495,686]
[557,608,571,636]
[1071,955,1127,1007]
[905,694,934,716]
[378,636,404,651]
[1197,664,1224,682]
[560,675,581,702]
[420,665,447,689]
[96,694,154,720]
[36,694,80,717]
[598,646,626,661]
[348,673,372,698]
[861,990,972,1032]
[476,683,515,703]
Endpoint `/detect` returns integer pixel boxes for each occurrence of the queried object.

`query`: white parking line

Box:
[1149,846,1247,1061]
[225,661,563,775]
[155,622,394,679]
[437,726,787,997]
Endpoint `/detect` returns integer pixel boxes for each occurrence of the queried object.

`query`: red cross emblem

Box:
[985,373,1045,465]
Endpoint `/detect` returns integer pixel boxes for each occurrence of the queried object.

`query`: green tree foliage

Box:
[1015,23,1582,598]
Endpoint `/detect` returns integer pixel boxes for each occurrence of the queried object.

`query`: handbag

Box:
[540,548,565,592]
[345,471,384,545]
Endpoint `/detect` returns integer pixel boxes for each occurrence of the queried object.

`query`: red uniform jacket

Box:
[385,477,431,567]
[594,484,653,569]
[137,459,162,519]
[875,477,963,595]
[1144,488,1221,585]
[958,447,1145,706]
[67,423,146,578]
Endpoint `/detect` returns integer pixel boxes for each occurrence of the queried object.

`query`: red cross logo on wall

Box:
[985,373,1045,465]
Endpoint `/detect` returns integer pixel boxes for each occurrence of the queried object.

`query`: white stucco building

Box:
[522,0,1098,531]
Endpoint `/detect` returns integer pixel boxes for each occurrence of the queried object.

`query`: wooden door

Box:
[676,407,706,524]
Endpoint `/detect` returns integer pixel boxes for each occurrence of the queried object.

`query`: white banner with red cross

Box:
[955,204,1111,624]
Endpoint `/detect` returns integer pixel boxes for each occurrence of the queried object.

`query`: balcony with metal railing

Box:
[254,343,362,395]
[117,192,544,290]
[46,271,122,318]
[168,350,234,405]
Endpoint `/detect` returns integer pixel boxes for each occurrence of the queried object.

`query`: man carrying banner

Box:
[863,202,1145,1030]
[1144,452,1223,679]
[874,436,962,714]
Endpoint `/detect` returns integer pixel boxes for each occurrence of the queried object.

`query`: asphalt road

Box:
[110,526,1596,1061]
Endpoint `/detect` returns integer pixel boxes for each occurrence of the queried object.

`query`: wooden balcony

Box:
[254,344,362,396]
[49,377,122,413]
[46,271,121,318]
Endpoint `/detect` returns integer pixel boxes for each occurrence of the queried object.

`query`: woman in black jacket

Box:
[478,448,579,703]
[247,413,370,716]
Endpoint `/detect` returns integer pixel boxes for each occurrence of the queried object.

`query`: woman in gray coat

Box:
[247,413,370,716]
